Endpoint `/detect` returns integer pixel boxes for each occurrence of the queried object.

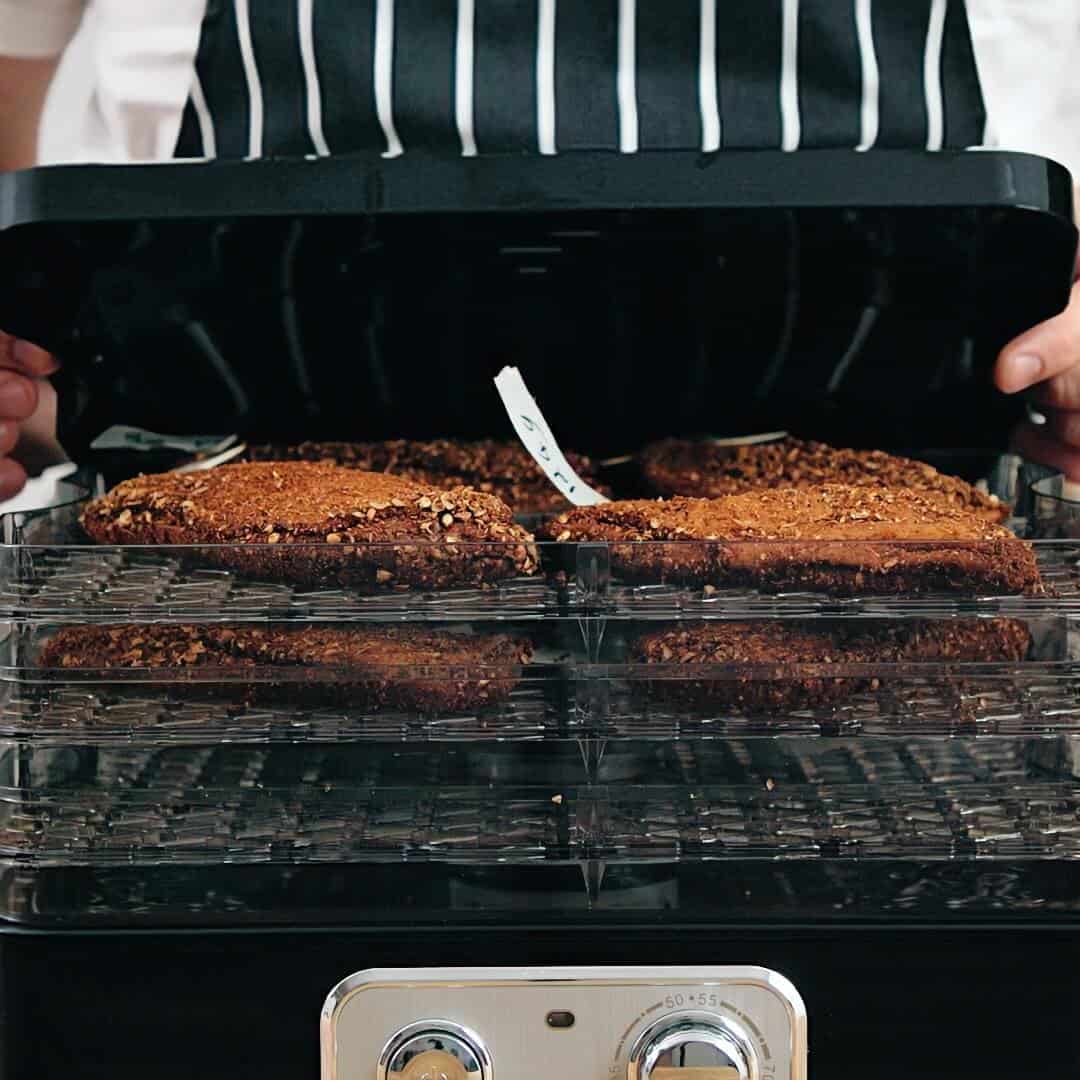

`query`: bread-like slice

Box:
[541,485,1039,595]
[80,461,538,591]
[246,438,609,514]
[641,437,1007,521]
[631,618,1031,713]
[39,624,533,714]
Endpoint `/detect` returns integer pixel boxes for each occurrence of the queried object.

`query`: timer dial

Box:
[627,1012,759,1080]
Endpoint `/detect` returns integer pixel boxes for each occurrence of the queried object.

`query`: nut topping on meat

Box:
[81,462,538,592]
[246,438,610,514]
[641,437,1007,521]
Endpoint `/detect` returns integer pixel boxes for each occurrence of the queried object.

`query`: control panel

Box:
[321,967,806,1080]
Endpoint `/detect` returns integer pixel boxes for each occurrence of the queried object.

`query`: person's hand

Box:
[0,332,60,499]
[995,219,1080,477]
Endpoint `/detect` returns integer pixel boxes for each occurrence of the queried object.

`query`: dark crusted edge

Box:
[606,538,1040,597]
[80,519,538,594]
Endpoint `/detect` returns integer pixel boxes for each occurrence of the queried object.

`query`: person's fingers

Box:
[1012,420,1080,480]
[0,421,17,457]
[995,280,1080,394]
[1045,410,1080,448]
[1030,368,1080,411]
[12,339,58,376]
[0,333,58,377]
[0,457,26,501]
[14,378,65,473]
[0,371,37,421]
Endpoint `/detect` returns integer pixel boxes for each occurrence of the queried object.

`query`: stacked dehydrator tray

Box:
[0,150,1078,1080]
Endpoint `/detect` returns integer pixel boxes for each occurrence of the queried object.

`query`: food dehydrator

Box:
[0,149,1076,1079]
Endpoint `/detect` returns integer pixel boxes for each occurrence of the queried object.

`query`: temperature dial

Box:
[378,1021,492,1080]
[627,1012,759,1080]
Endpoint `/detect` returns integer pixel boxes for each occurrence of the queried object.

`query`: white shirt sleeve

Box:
[967,0,1080,179]
[39,0,205,164]
[0,0,85,58]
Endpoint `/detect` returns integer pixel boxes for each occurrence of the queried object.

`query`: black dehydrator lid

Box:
[0,148,1074,459]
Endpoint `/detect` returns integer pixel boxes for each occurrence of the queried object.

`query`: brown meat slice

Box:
[80,461,538,591]
[40,623,533,714]
[541,484,1039,595]
[631,618,1031,713]
[641,437,1007,521]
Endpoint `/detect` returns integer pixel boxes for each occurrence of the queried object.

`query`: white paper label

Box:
[91,426,238,456]
[494,366,609,506]
[170,442,248,473]
[707,430,789,447]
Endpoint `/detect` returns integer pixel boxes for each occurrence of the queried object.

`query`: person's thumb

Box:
[0,334,58,377]
[14,378,66,474]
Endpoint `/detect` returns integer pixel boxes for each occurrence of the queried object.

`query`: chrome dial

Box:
[627,1012,759,1080]
[378,1021,492,1080]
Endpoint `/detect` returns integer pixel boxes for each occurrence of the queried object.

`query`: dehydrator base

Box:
[0,924,1075,1080]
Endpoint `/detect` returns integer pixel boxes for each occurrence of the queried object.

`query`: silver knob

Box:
[378,1021,492,1080]
[627,1012,759,1080]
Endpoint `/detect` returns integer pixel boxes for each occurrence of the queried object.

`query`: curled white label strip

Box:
[495,366,609,506]
[171,443,248,473]
[707,430,788,447]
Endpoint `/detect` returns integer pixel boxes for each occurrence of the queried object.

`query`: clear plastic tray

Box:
[2,615,1080,743]
[0,736,1077,924]
[1,737,1076,863]
[7,537,1077,621]
[6,857,1079,926]
[3,463,1080,927]
[1,466,1072,621]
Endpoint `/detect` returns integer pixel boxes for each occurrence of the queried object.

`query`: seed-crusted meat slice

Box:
[641,437,1007,521]
[541,485,1039,596]
[631,618,1031,713]
[80,461,538,592]
[39,624,534,714]
[246,438,609,514]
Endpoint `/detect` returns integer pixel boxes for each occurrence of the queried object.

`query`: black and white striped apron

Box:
[175,0,986,159]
